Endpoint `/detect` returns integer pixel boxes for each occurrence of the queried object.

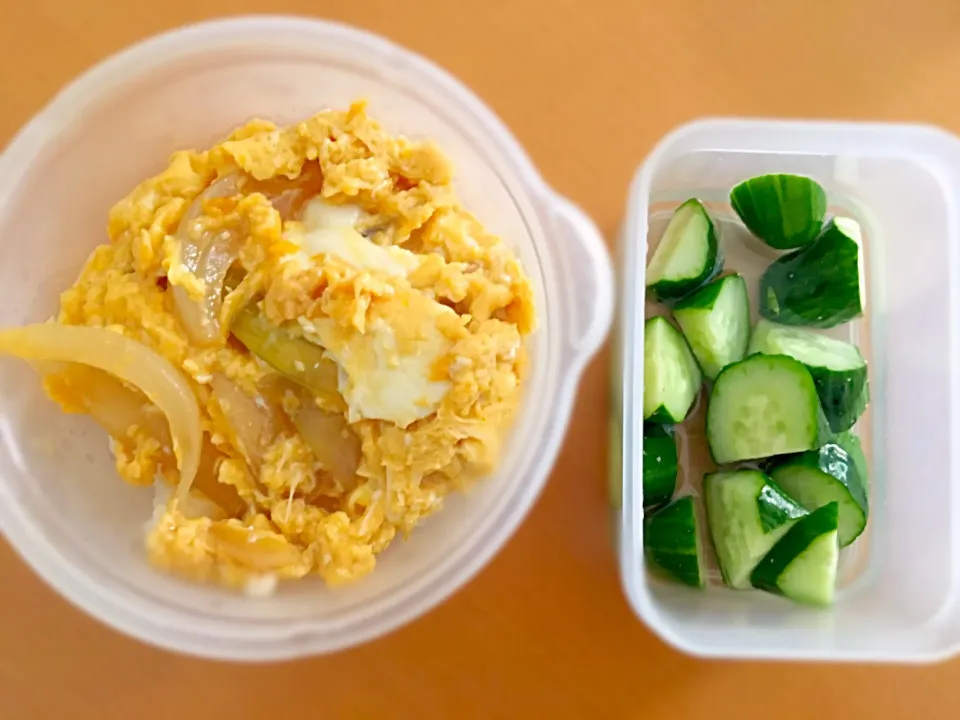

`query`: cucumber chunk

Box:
[749,318,869,432]
[643,316,702,423]
[643,423,678,509]
[751,502,840,606]
[674,274,751,380]
[706,353,829,464]
[704,470,807,589]
[837,430,868,488]
[646,198,722,300]
[768,435,869,547]
[759,217,865,329]
[644,496,704,588]
[730,174,827,250]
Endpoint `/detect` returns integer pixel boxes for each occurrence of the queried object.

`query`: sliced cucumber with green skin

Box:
[644,496,704,588]
[642,423,678,509]
[674,274,751,380]
[756,482,809,532]
[730,174,827,250]
[837,430,868,489]
[706,353,829,464]
[751,502,840,606]
[768,435,868,547]
[643,316,702,423]
[749,318,869,432]
[759,217,865,329]
[646,198,722,300]
[704,470,807,589]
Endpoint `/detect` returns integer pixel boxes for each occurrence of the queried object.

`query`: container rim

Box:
[0,15,613,660]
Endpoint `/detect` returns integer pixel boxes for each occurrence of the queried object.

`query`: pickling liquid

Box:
[645,200,873,588]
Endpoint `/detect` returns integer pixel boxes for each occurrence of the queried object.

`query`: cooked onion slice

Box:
[191,440,249,518]
[210,374,284,472]
[47,362,170,440]
[231,307,343,409]
[292,405,360,486]
[171,175,241,345]
[47,363,247,515]
[0,325,202,498]
[242,162,324,221]
[208,522,305,571]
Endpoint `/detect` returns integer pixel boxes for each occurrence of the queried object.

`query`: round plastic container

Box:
[0,16,613,660]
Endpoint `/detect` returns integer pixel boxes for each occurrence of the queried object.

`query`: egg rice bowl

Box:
[0,101,535,592]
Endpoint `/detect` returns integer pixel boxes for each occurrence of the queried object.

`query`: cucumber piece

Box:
[759,217,865,329]
[756,481,809,532]
[749,319,869,432]
[642,423,678,509]
[644,496,704,588]
[768,435,868,547]
[643,316,702,423]
[704,470,807,589]
[674,274,751,380]
[730,174,827,250]
[837,430,868,488]
[646,198,722,300]
[751,502,840,606]
[706,353,829,464]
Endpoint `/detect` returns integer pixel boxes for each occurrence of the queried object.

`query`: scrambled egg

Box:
[46,101,535,591]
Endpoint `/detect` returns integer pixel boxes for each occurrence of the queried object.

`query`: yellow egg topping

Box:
[8,101,535,591]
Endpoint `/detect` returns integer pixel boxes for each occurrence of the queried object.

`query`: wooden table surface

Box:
[3,1,960,718]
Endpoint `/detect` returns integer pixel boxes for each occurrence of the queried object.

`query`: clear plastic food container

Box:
[614,118,960,662]
[0,16,613,660]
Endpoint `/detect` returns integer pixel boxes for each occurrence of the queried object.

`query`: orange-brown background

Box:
[2,1,959,718]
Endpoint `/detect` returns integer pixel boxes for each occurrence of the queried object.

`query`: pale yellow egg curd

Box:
[0,102,536,592]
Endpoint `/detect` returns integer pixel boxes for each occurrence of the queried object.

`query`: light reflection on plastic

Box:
[0,415,29,474]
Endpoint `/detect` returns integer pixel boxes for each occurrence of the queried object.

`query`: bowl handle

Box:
[549,197,615,367]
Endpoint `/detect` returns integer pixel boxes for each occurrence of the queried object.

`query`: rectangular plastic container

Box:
[613,118,960,662]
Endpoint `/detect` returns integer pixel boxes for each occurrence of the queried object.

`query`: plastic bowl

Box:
[0,16,613,661]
